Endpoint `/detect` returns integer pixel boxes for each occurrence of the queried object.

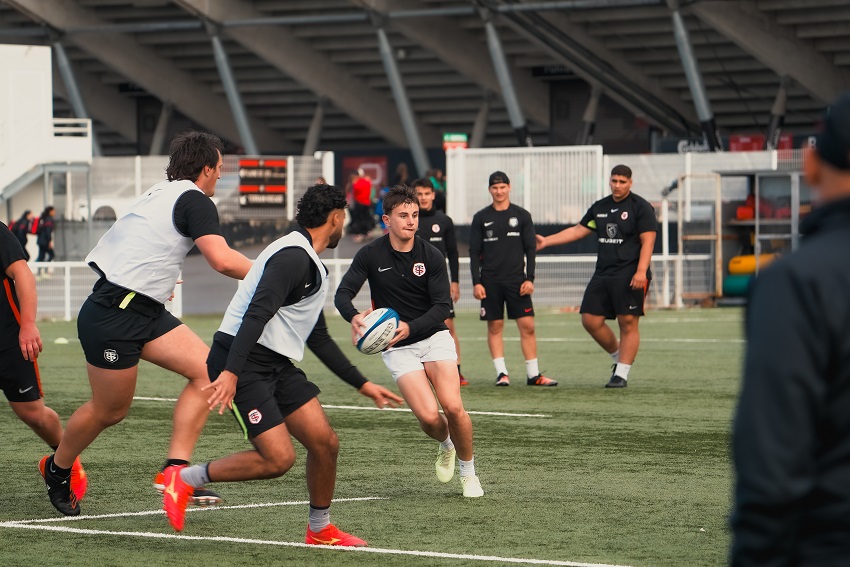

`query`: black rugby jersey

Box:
[579,192,657,279]
[416,207,459,283]
[1,222,27,343]
[335,235,451,347]
[469,203,536,285]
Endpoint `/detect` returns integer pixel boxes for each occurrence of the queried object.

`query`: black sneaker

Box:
[527,374,558,386]
[495,373,510,386]
[192,488,223,506]
[39,455,80,516]
[605,375,628,388]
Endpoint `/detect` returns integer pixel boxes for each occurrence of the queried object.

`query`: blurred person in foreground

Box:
[731,93,850,565]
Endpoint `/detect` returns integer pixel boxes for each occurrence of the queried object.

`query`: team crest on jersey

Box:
[248,409,262,424]
[412,262,426,277]
[508,217,519,227]
[103,349,119,364]
[606,223,618,238]
[486,230,493,238]
[432,223,440,233]
[621,211,628,220]
[480,307,486,318]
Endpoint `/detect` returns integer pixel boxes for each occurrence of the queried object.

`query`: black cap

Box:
[816,93,850,171]
[488,171,510,186]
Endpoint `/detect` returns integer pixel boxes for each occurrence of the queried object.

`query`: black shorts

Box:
[77,297,182,369]
[0,342,42,402]
[207,340,321,439]
[479,278,534,321]
[447,304,455,319]
[580,275,651,320]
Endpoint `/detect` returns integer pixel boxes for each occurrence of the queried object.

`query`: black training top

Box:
[173,190,223,239]
[579,192,657,279]
[0,222,26,343]
[334,234,451,347]
[218,229,366,389]
[731,195,850,564]
[469,203,536,285]
[416,207,459,283]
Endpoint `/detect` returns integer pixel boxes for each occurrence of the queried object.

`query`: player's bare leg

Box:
[9,399,62,447]
[397,370,450,443]
[582,313,619,354]
[425,360,473,461]
[616,315,640,365]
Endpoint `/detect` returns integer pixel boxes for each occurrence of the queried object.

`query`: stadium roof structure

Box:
[0,0,845,155]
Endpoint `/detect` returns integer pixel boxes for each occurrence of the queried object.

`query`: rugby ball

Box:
[356,308,400,355]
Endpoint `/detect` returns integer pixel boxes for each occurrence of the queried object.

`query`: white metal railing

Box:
[30,261,182,321]
[52,117,92,138]
[31,255,709,321]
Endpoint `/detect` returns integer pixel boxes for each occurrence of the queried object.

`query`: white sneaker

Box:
[461,475,484,498]
[435,447,456,483]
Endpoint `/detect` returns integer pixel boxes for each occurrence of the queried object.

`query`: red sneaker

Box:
[305,524,367,547]
[162,465,193,532]
[70,457,88,502]
[459,374,469,386]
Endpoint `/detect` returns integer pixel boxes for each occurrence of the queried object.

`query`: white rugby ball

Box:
[356,308,400,355]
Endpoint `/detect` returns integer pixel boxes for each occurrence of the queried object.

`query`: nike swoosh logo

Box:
[311,537,341,545]
[19,386,34,394]
[629,305,638,310]
[611,208,619,212]
[484,221,494,226]
[304,283,311,288]
[378,267,392,272]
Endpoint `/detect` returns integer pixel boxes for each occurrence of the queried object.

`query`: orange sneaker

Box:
[70,457,88,501]
[155,470,222,506]
[459,374,469,386]
[162,465,193,531]
[305,524,367,547]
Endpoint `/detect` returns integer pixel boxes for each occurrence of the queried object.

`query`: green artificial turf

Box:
[0,309,743,566]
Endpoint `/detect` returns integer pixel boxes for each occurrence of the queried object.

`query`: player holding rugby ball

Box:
[335,185,484,498]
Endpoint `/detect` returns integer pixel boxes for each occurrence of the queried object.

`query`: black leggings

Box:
[36,246,54,263]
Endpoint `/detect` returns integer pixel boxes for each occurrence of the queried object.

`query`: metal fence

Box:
[32,255,708,321]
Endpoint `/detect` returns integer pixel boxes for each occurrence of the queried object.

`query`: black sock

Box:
[457,364,462,374]
[50,445,59,451]
[48,456,71,478]
[163,459,190,471]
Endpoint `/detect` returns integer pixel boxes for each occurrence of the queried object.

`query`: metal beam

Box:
[470,92,493,149]
[481,9,531,146]
[375,21,431,175]
[50,54,137,146]
[303,99,326,156]
[691,0,850,104]
[149,102,172,156]
[174,0,440,148]
[353,0,549,127]
[668,1,723,150]
[764,76,790,150]
[578,84,602,145]
[206,22,259,155]
[501,7,696,135]
[6,0,289,153]
[52,40,102,156]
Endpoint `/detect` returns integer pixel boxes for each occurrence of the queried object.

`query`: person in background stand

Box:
[12,210,33,261]
[35,206,55,265]
[413,177,466,385]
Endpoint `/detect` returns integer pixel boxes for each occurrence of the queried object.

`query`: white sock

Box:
[615,362,632,380]
[440,436,454,451]
[493,357,508,376]
[525,358,540,379]
[180,464,210,488]
[308,505,331,532]
[610,349,620,363]
[458,457,476,478]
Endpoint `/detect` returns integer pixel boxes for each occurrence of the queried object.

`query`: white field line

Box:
[0,521,633,567]
[7,497,386,524]
[132,397,551,418]
[461,337,744,344]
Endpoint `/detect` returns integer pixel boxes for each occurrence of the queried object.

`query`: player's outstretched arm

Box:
[6,259,42,361]
[195,234,252,279]
[536,224,593,251]
[358,381,404,408]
